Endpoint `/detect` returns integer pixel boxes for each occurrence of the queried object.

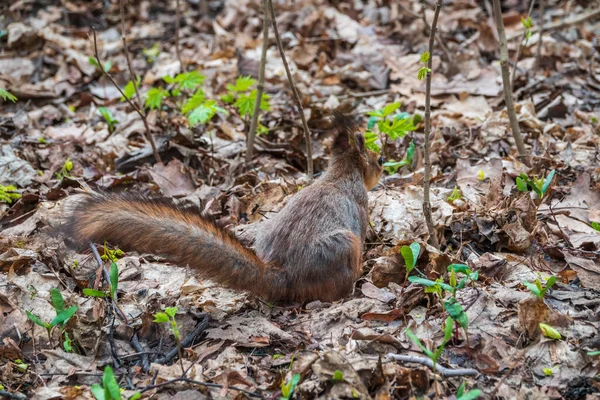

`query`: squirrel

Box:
[66,112,383,303]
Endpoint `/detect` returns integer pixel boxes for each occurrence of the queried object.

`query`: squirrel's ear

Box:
[332,110,358,153]
[355,133,367,156]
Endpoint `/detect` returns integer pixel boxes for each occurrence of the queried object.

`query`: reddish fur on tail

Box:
[66,193,272,297]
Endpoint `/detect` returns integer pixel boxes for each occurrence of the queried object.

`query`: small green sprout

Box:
[456,382,481,400]
[120,77,141,101]
[88,57,113,73]
[154,307,180,340]
[384,141,415,174]
[98,107,119,132]
[90,365,140,400]
[364,103,419,153]
[222,76,270,119]
[55,158,73,180]
[280,373,301,400]
[26,288,78,347]
[447,186,462,203]
[101,243,124,263]
[516,170,555,199]
[591,222,600,232]
[0,185,21,204]
[417,51,431,81]
[539,323,561,340]
[523,275,556,301]
[0,88,17,102]
[521,16,533,43]
[400,242,421,285]
[13,359,28,372]
[477,170,485,181]
[332,370,344,382]
[588,350,600,356]
[142,43,160,62]
[405,316,454,372]
[83,262,119,301]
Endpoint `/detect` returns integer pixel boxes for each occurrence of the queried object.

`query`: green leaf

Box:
[129,393,142,400]
[545,276,557,290]
[541,170,555,196]
[405,329,434,360]
[447,264,470,274]
[363,131,380,153]
[523,280,541,299]
[102,366,122,400]
[145,87,169,110]
[539,323,561,340]
[181,89,205,114]
[381,102,401,118]
[457,389,482,400]
[143,43,160,59]
[443,316,454,344]
[90,383,106,400]
[401,246,415,273]
[234,76,256,92]
[420,51,430,63]
[121,77,140,102]
[417,67,431,80]
[63,331,73,352]
[588,350,600,356]
[281,373,301,399]
[457,382,466,397]
[367,115,379,130]
[0,88,17,102]
[50,305,78,328]
[188,100,218,126]
[447,186,462,202]
[543,367,554,376]
[83,288,107,298]
[26,310,49,329]
[165,307,178,318]
[235,92,255,116]
[50,288,65,314]
[153,312,169,323]
[172,71,205,90]
[591,221,600,232]
[444,298,469,330]
[332,370,344,382]
[405,140,415,164]
[109,262,118,300]
[408,276,453,292]
[383,159,408,174]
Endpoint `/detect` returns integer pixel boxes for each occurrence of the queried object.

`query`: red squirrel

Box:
[66,112,383,302]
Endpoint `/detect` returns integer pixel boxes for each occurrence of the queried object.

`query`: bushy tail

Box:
[65,193,278,298]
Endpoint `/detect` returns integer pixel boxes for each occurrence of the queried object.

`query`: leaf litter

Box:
[1,0,600,399]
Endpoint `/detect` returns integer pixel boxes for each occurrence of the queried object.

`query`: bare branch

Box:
[175,0,183,72]
[422,1,442,249]
[511,0,536,88]
[266,0,313,183]
[492,0,529,163]
[119,0,162,164]
[534,0,546,71]
[246,0,269,163]
[385,353,479,377]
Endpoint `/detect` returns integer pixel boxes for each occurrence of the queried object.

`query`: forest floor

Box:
[1,0,600,399]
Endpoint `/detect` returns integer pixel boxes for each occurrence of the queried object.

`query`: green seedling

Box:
[83,262,119,301]
[55,158,73,180]
[98,107,119,132]
[88,57,113,73]
[400,242,422,288]
[417,51,432,81]
[405,316,454,372]
[121,76,141,102]
[90,365,141,400]
[0,88,17,102]
[0,185,21,204]
[523,275,556,301]
[516,170,555,199]
[222,76,270,129]
[588,350,600,356]
[332,370,344,382]
[280,373,301,400]
[384,141,415,174]
[456,382,481,400]
[447,186,462,203]
[13,359,28,372]
[154,307,180,340]
[26,288,78,347]
[539,323,561,340]
[101,243,124,263]
[521,16,533,43]
[364,102,419,153]
[591,222,600,232]
[142,43,160,62]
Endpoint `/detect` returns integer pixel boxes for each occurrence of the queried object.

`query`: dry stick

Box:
[534,0,546,71]
[175,0,183,72]
[492,0,529,163]
[422,0,442,250]
[137,377,262,398]
[246,0,269,163]
[385,354,478,377]
[119,0,162,164]
[511,0,536,89]
[267,0,313,183]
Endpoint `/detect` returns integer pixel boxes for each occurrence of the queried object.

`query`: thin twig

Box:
[385,354,478,377]
[534,0,546,71]
[175,0,183,72]
[492,0,529,163]
[507,7,600,41]
[156,314,210,365]
[130,333,151,372]
[422,0,442,249]
[420,2,455,68]
[89,242,128,324]
[118,0,162,164]
[267,0,313,183]
[511,0,536,88]
[136,376,262,398]
[246,0,269,162]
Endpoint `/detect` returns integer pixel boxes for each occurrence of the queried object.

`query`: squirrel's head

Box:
[330,111,383,190]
